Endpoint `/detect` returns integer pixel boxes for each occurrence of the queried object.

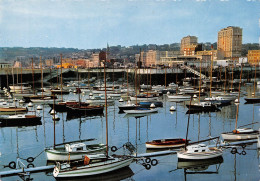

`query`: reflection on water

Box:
[55,167,134,181]
[0,85,259,180]
[177,157,223,171]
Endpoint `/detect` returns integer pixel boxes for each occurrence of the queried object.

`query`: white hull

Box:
[167,95,190,99]
[146,143,185,149]
[124,109,158,114]
[46,151,84,161]
[31,99,58,104]
[221,132,258,141]
[86,99,114,104]
[106,93,121,97]
[177,148,222,160]
[92,90,115,94]
[54,157,133,178]
[129,96,158,101]
[9,86,31,90]
[46,150,105,161]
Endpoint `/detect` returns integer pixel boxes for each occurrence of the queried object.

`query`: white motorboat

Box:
[221,128,259,141]
[129,96,158,101]
[85,96,114,104]
[167,94,191,100]
[46,142,106,161]
[53,155,133,178]
[123,108,158,114]
[177,144,222,160]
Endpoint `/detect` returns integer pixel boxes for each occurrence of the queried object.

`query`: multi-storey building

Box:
[145,50,159,67]
[91,53,100,67]
[180,36,198,54]
[135,50,159,67]
[247,50,260,65]
[217,26,242,60]
[196,50,224,60]
[13,61,22,68]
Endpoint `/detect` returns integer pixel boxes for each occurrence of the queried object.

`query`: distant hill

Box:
[0,47,81,61]
[0,43,259,62]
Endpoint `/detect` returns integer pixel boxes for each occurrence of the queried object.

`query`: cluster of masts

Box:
[0,57,259,179]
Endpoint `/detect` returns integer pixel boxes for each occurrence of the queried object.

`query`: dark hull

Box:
[66,111,104,120]
[177,156,223,165]
[51,90,70,95]
[49,103,68,112]
[23,95,57,103]
[0,117,42,127]
[118,105,138,113]
[186,104,218,111]
[186,109,221,114]
[67,106,104,119]
[159,89,176,95]
[48,102,90,112]
[138,101,163,108]
[146,138,187,149]
[244,97,260,103]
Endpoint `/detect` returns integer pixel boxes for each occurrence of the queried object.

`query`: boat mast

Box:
[224,66,226,94]
[210,51,213,97]
[198,60,202,102]
[53,96,56,149]
[88,62,90,89]
[127,68,129,99]
[185,97,192,150]
[40,56,43,98]
[21,67,23,94]
[235,64,243,130]
[104,48,108,157]
[77,67,81,106]
[60,54,63,102]
[31,58,35,95]
[165,67,167,89]
[135,67,137,105]
[150,67,152,90]
[12,67,15,93]
[253,64,257,97]
[231,64,234,92]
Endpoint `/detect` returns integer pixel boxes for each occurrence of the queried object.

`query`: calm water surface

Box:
[0,85,259,181]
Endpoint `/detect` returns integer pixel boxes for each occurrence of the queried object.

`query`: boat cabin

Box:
[9,114,26,118]
[186,144,210,153]
[65,143,87,152]
[233,128,255,134]
[194,102,212,107]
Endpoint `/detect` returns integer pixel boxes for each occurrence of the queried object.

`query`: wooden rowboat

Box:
[146,138,187,149]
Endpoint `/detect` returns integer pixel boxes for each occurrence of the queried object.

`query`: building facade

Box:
[180,36,198,54]
[91,53,100,67]
[0,62,11,69]
[135,50,159,67]
[217,26,242,60]
[247,50,260,65]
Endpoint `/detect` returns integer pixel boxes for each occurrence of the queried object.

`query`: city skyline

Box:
[0,0,259,49]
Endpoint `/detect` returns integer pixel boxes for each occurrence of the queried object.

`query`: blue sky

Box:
[0,0,259,49]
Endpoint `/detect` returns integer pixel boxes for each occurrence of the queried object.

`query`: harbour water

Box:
[0,84,259,181]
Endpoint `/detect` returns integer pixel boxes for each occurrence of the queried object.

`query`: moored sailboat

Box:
[178,94,223,161]
[46,142,106,161]
[221,64,259,141]
[53,47,133,179]
[146,138,187,149]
